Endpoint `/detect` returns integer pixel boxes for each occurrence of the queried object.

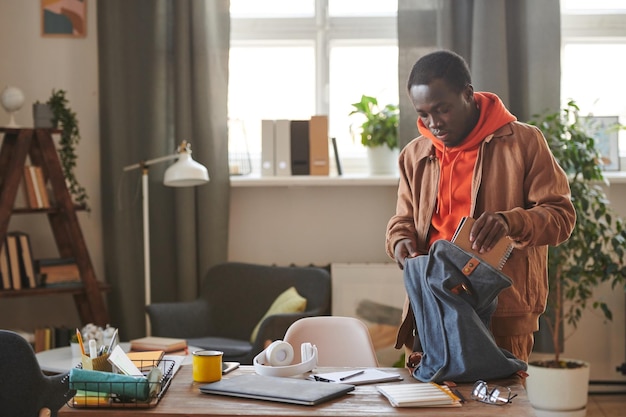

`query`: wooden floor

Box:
[587,394,626,417]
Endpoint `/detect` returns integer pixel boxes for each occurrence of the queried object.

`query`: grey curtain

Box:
[397,0,561,148]
[98,0,230,339]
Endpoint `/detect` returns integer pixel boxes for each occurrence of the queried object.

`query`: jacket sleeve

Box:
[500,125,576,247]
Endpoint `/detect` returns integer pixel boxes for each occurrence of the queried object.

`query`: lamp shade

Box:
[163,152,209,187]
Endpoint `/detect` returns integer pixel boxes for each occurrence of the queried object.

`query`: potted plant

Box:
[46,89,90,210]
[349,95,399,175]
[525,101,626,417]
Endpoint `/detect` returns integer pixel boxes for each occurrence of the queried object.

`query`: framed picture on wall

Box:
[580,116,621,171]
[41,0,86,38]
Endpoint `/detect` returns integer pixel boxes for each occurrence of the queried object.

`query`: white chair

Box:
[283,316,379,367]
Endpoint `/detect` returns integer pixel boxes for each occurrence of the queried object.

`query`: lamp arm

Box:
[123,153,180,172]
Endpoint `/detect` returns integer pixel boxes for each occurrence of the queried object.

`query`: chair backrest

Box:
[283,316,379,367]
[200,262,331,340]
[0,330,74,417]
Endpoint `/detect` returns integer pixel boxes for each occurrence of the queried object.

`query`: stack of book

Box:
[1,232,37,290]
[22,165,51,209]
[261,116,333,177]
[130,336,188,354]
[33,325,73,352]
[36,258,81,287]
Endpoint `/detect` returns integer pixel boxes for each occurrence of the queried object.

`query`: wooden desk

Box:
[59,366,535,416]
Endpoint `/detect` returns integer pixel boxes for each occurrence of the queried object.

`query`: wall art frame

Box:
[41,0,87,38]
[580,115,620,171]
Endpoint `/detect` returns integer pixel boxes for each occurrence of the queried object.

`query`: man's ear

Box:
[39,408,51,417]
[463,83,475,103]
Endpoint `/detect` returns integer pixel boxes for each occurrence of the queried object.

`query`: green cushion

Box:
[250,287,307,342]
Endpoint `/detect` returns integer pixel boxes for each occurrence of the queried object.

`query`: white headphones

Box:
[253,340,318,377]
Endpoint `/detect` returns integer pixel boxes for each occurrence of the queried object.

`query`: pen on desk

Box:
[76,328,86,356]
[339,370,365,381]
[452,388,466,403]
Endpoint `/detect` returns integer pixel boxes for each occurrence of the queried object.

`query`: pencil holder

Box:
[82,353,112,372]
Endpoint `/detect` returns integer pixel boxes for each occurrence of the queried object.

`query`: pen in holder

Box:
[82,353,112,372]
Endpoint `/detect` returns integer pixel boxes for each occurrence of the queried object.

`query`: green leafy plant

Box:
[349,95,399,150]
[528,100,626,367]
[46,89,89,210]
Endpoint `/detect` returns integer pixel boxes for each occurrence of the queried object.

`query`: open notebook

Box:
[199,374,354,406]
[307,368,402,385]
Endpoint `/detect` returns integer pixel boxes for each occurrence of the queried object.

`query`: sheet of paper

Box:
[107,345,143,376]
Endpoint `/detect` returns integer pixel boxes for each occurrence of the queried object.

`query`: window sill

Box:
[603,171,626,184]
[229,174,399,187]
[230,172,626,187]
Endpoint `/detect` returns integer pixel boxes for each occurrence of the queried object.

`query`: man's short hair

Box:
[407,50,472,94]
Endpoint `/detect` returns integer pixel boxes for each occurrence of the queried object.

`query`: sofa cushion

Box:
[250,286,307,342]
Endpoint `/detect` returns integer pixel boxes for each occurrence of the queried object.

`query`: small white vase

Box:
[367,146,399,175]
[526,360,590,417]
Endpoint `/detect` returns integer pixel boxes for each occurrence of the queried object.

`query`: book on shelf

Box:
[261,119,276,176]
[6,234,23,290]
[14,232,37,288]
[3,232,38,289]
[376,382,462,407]
[22,166,40,208]
[33,165,51,208]
[0,241,11,289]
[308,115,329,176]
[451,216,514,270]
[130,336,188,353]
[37,257,80,285]
[22,166,50,209]
[275,119,291,176]
[290,120,310,175]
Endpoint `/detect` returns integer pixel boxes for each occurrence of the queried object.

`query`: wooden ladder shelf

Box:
[0,127,109,325]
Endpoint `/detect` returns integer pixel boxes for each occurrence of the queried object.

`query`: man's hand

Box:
[470,212,510,253]
[394,238,418,270]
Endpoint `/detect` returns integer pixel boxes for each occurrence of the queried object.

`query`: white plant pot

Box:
[367,146,399,175]
[526,359,590,417]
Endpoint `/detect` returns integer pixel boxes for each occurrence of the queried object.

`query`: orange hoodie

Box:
[417,92,517,246]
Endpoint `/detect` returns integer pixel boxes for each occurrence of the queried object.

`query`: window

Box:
[561,1,626,159]
[228,0,398,175]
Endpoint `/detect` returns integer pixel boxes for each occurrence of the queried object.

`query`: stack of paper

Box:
[307,368,402,385]
[376,382,462,407]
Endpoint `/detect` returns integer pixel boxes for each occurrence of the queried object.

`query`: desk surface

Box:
[36,343,195,374]
[59,365,535,417]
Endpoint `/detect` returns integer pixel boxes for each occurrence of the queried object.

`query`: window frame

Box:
[229,1,398,175]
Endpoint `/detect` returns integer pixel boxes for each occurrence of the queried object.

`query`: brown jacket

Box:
[386,121,576,349]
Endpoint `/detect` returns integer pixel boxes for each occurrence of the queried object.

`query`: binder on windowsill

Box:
[451,216,513,270]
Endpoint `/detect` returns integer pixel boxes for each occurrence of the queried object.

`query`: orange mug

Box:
[192,350,223,383]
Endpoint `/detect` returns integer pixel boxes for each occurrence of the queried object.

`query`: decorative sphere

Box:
[0,86,25,113]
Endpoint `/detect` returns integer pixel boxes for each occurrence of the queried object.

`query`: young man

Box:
[386,50,576,362]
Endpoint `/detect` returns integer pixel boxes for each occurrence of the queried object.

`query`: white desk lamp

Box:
[123,141,209,334]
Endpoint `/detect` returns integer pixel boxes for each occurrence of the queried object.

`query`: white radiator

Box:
[330,263,406,366]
